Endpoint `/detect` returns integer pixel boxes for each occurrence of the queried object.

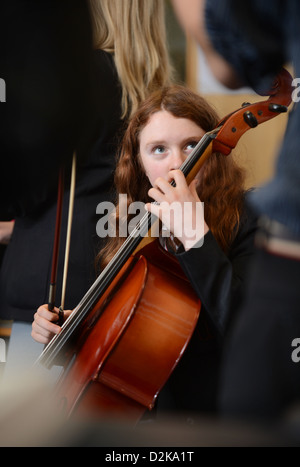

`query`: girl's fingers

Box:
[168,170,188,189]
[145,202,161,219]
[149,171,199,204]
[148,187,165,204]
[31,321,60,344]
[31,331,49,345]
[32,305,62,344]
[153,176,175,197]
[33,313,61,335]
[37,304,59,320]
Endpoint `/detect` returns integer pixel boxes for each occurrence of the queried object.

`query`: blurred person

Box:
[172,0,300,420]
[0,0,94,216]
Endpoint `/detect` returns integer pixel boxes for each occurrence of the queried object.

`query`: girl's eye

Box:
[185,141,198,151]
[153,145,166,155]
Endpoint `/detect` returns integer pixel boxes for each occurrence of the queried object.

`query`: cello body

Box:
[55,240,201,420]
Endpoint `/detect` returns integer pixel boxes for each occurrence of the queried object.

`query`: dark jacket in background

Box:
[0,48,124,322]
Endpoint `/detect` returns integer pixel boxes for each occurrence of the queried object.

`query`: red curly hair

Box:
[97,85,246,269]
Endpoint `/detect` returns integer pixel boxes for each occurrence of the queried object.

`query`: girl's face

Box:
[139,110,205,186]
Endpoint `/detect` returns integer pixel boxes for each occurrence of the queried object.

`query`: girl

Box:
[32,85,258,416]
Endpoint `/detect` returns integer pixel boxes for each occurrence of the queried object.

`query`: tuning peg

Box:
[268,103,288,113]
[243,111,258,128]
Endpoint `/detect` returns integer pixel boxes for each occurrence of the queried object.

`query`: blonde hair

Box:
[88,0,173,118]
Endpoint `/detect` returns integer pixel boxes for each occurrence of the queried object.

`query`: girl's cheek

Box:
[147,169,161,186]
[144,160,170,186]
[155,164,170,183]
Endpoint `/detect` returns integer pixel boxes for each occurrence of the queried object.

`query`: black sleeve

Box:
[205,0,286,93]
[0,0,95,217]
[176,201,258,336]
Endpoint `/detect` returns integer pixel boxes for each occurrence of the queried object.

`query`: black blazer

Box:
[155,198,258,416]
[0,50,124,322]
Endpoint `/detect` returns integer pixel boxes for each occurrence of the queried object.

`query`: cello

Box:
[35,68,293,421]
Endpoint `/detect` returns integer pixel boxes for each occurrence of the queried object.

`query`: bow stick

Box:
[60,153,77,315]
[48,153,77,325]
[48,168,64,312]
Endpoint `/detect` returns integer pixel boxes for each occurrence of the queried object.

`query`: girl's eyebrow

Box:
[182,135,204,143]
[143,140,169,151]
[146,140,167,147]
[145,135,204,148]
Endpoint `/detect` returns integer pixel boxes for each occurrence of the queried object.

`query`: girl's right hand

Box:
[31,304,71,345]
[0,220,14,244]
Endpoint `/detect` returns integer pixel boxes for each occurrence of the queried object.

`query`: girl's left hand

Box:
[145,170,209,250]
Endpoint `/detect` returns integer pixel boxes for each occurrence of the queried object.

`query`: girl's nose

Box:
[170,149,185,171]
